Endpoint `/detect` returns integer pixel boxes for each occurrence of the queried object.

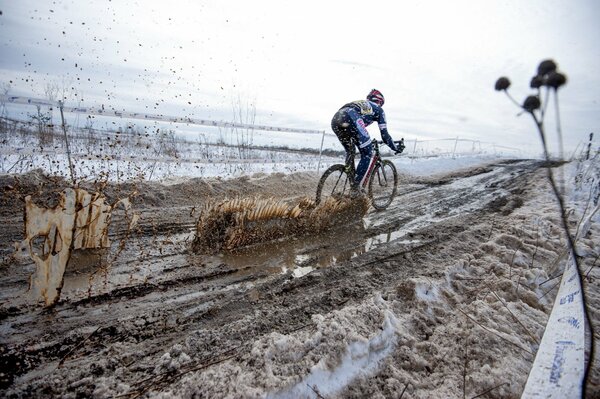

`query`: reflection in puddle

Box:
[294,253,312,266]
[60,218,417,299]
[364,231,421,254]
[218,219,419,279]
[292,266,314,278]
[219,221,367,278]
[52,164,512,301]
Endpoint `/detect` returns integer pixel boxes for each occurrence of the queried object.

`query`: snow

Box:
[391,154,507,177]
[414,281,440,304]
[268,297,398,399]
[154,344,192,374]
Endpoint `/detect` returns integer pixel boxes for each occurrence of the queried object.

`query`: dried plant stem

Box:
[399,383,409,399]
[6,155,26,173]
[470,382,509,399]
[540,87,550,120]
[554,92,565,195]
[488,217,495,240]
[458,309,533,355]
[508,248,519,280]
[57,326,101,367]
[503,91,521,108]
[538,271,564,287]
[58,101,76,185]
[574,184,599,239]
[538,280,561,300]
[508,226,524,280]
[584,255,600,280]
[530,222,540,269]
[530,112,578,270]
[307,384,326,399]
[463,336,469,399]
[489,289,539,345]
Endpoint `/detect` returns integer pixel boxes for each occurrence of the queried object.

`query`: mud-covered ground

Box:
[0,159,598,398]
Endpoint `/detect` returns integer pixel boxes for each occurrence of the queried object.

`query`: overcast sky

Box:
[1,0,599,155]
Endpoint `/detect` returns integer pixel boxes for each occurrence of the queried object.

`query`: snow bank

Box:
[158,295,403,398]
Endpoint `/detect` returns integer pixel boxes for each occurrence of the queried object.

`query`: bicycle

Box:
[315,139,403,210]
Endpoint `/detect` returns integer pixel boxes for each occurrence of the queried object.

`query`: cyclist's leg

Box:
[345,109,374,188]
[331,113,357,184]
[341,136,357,183]
[355,141,374,188]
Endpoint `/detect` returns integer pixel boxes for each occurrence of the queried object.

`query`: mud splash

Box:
[192,195,369,253]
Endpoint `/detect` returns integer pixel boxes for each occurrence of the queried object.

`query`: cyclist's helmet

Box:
[367,89,385,106]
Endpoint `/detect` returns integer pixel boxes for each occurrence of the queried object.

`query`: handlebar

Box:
[372,138,404,145]
[372,138,405,154]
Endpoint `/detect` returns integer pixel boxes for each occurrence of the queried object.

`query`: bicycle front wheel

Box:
[368,160,398,210]
[315,164,351,205]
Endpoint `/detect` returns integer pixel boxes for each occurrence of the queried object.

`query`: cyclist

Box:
[331,89,404,195]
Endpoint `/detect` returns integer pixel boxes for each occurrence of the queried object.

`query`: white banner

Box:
[522,201,597,398]
[521,244,590,397]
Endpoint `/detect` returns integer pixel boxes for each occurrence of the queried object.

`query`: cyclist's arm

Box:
[377,109,398,152]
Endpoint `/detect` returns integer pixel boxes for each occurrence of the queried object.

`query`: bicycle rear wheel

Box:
[315,164,351,205]
[368,160,398,210]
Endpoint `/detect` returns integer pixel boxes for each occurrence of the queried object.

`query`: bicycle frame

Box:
[358,140,385,188]
[316,138,401,209]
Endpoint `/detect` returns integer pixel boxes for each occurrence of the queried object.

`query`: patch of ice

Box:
[294,254,311,265]
[267,309,398,399]
[292,265,314,278]
[414,281,439,303]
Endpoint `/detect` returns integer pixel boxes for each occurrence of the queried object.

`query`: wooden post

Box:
[58,100,75,185]
[452,136,459,158]
[317,130,325,174]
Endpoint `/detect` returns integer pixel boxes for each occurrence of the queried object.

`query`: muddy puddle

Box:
[216,221,368,277]
[208,165,513,281]
[56,214,417,301]
[40,162,517,304]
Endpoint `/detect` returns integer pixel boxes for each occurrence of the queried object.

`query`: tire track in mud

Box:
[0,159,545,395]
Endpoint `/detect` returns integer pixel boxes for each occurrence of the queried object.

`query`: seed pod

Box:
[537,59,557,76]
[545,71,567,89]
[530,75,544,89]
[523,95,541,112]
[495,77,511,91]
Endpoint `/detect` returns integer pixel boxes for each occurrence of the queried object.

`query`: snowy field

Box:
[0,115,520,183]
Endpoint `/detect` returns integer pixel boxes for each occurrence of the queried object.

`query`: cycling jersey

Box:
[331,100,398,187]
[339,100,396,151]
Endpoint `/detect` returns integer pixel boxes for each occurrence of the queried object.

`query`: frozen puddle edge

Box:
[267,309,398,399]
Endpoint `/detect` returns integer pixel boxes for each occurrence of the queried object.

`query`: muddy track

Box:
[0,159,546,396]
